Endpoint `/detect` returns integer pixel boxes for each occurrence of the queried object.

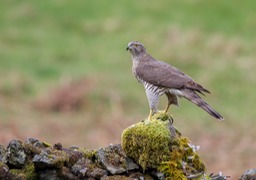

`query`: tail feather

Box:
[186,80,211,94]
[182,89,224,121]
[198,101,224,120]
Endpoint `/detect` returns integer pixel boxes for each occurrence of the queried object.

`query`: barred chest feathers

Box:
[131,57,142,83]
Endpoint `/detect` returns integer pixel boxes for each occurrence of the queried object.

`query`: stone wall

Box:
[0,113,253,179]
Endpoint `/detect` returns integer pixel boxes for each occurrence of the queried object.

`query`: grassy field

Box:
[1,0,256,178]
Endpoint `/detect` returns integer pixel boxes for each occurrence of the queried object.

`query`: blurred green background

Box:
[1,0,256,178]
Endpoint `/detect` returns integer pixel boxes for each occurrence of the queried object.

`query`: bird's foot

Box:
[169,115,174,124]
[142,110,153,124]
[143,110,174,124]
[143,113,153,125]
[155,111,174,123]
[141,115,152,124]
[163,109,168,114]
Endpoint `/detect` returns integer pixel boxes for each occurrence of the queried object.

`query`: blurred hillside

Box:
[0,0,256,178]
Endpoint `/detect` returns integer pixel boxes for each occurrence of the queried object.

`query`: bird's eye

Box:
[135,44,138,47]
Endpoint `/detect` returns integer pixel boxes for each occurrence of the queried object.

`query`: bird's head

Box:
[126,41,146,56]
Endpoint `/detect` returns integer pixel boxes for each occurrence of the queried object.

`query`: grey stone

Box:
[240,169,256,180]
[71,158,107,179]
[6,139,26,168]
[37,169,61,180]
[96,144,139,175]
[33,150,66,169]
[150,171,165,180]
[61,147,84,167]
[60,166,78,180]
[129,172,154,180]
[25,138,46,149]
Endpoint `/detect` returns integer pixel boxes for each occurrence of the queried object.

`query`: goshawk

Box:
[126,41,224,121]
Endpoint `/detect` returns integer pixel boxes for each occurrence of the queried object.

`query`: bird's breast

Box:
[131,60,140,80]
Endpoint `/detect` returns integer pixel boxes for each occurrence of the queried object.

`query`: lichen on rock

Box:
[9,162,36,180]
[96,144,139,175]
[33,149,67,169]
[121,112,207,179]
[7,139,27,168]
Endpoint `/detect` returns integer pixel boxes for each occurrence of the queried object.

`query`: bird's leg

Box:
[164,92,173,114]
[164,103,171,114]
[146,109,153,123]
[163,92,178,122]
[163,104,175,123]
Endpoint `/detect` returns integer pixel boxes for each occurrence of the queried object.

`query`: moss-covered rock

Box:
[96,144,139,175]
[121,112,207,179]
[158,136,206,179]
[77,147,96,160]
[121,113,173,170]
[33,149,67,169]
[7,139,27,168]
[10,162,36,180]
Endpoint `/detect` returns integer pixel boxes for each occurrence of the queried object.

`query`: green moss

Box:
[79,148,96,160]
[10,162,36,180]
[9,167,24,177]
[158,135,206,179]
[48,150,68,168]
[121,112,172,170]
[24,163,37,180]
[0,162,6,167]
[42,141,52,148]
[121,112,207,179]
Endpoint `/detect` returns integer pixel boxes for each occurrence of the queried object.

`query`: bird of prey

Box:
[126,41,224,121]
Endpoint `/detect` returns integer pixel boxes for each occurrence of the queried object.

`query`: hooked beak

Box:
[126,46,130,51]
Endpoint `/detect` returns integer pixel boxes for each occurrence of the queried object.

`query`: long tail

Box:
[182,89,224,121]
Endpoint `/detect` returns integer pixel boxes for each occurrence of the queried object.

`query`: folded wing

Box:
[136,57,210,94]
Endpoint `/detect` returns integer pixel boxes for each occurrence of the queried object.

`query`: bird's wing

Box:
[136,58,210,94]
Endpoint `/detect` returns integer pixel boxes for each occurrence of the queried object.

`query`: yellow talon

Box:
[148,109,153,120]
[144,109,153,124]
[145,109,174,124]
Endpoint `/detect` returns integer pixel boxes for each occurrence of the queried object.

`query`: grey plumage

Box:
[126,41,224,121]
